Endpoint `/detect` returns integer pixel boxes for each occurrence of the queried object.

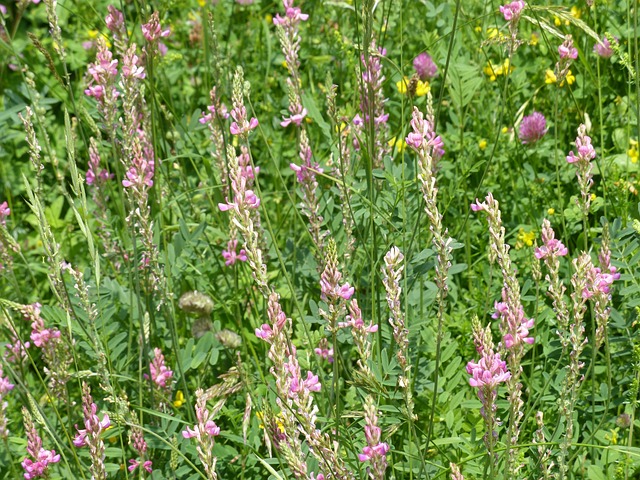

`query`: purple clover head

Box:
[413,52,438,81]
[519,111,547,145]
[594,36,614,58]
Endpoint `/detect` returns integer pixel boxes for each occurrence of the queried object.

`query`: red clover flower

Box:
[518,111,547,145]
[413,52,438,81]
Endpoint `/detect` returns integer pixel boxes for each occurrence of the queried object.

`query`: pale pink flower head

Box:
[519,111,547,145]
[499,1,525,22]
[0,201,9,226]
[358,442,390,462]
[150,348,173,388]
[566,124,596,164]
[141,12,171,43]
[22,448,61,480]
[413,52,438,81]
[105,6,124,33]
[466,351,511,389]
[558,38,578,60]
[535,219,568,260]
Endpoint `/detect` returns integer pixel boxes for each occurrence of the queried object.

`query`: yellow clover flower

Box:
[479,139,487,150]
[388,136,407,154]
[174,390,185,408]
[396,76,409,94]
[563,70,576,86]
[545,69,557,84]
[415,80,430,96]
[516,228,536,249]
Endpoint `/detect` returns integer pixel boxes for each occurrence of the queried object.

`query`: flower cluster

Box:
[141,11,170,56]
[86,139,113,187]
[26,303,60,350]
[314,338,334,363]
[0,363,14,439]
[353,40,389,168]
[358,396,390,480]
[228,70,259,138]
[499,1,525,22]
[519,111,547,145]
[0,201,8,226]
[128,426,152,474]
[554,35,577,86]
[319,251,354,302]
[200,86,232,200]
[467,320,511,453]
[84,38,119,130]
[74,383,110,480]
[534,223,568,260]
[182,389,221,480]
[566,123,596,215]
[150,347,173,389]
[405,106,445,159]
[22,408,60,480]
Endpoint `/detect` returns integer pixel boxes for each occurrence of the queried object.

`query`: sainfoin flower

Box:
[150,348,173,388]
[128,459,153,473]
[413,52,438,81]
[222,239,248,266]
[534,219,569,260]
[23,404,61,480]
[141,11,170,43]
[0,201,9,226]
[499,1,525,22]
[519,111,547,144]
[466,351,511,391]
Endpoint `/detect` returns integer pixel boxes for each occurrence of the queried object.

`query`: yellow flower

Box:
[484,60,513,81]
[545,69,557,84]
[605,429,619,445]
[483,62,499,81]
[265,13,273,24]
[628,146,638,163]
[88,29,99,39]
[486,28,499,39]
[570,6,581,19]
[475,26,482,33]
[501,126,509,134]
[281,60,288,69]
[564,70,575,85]
[388,136,406,154]
[415,80,430,96]
[479,139,487,150]
[547,208,555,215]
[174,390,185,408]
[554,16,562,26]
[516,228,536,249]
[198,0,206,6]
[257,411,285,434]
[396,76,409,94]
[530,32,539,46]
[590,193,597,201]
